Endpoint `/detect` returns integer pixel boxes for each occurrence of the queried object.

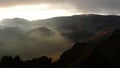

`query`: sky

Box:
[0,0,120,20]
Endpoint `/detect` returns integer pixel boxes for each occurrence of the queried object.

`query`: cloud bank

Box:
[0,0,120,14]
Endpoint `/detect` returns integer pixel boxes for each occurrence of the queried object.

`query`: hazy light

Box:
[0,4,82,21]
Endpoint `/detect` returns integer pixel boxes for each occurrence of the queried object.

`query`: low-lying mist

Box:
[0,20,72,60]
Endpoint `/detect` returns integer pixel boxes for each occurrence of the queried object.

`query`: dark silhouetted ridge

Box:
[57,42,95,68]
[80,28,120,68]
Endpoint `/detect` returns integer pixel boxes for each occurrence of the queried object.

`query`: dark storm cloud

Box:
[0,0,120,15]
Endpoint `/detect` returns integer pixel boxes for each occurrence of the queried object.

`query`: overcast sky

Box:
[0,0,120,13]
[0,0,120,20]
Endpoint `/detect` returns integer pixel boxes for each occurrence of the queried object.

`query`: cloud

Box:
[0,0,64,7]
[0,0,120,14]
[67,0,120,14]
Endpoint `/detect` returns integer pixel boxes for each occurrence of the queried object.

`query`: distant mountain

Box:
[1,14,120,33]
[33,14,120,33]
[1,18,29,25]
[32,14,120,42]
[0,18,33,30]
[1,14,120,42]
[62,30,94,42]
[27,27,56,38]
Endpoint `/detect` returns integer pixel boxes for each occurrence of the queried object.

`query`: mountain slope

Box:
[80,28,120,68]
[53,28,120,68]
